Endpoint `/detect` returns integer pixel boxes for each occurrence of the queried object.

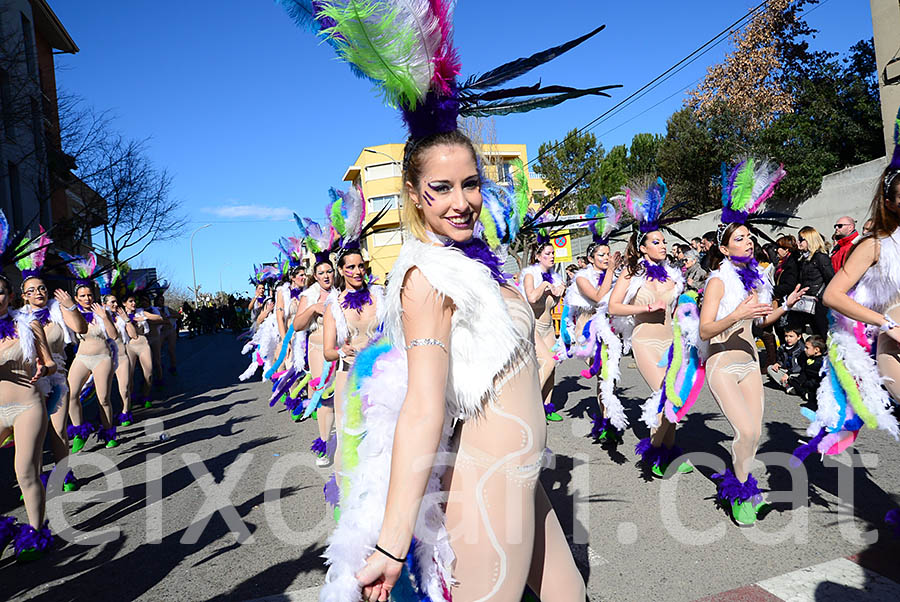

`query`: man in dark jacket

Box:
[831,216,858,272]
[699,231,716,272]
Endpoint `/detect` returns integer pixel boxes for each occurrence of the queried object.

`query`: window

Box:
[370,229,402,248]
[21,14,35,78]
[364,162,401,182]
[7,162,22,230]
[369,194,399,212]
[497,162,512,183]
[0,69,13,140]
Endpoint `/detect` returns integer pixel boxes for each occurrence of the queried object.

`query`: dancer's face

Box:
[290,270,305,288]
[340,253,365,291]
[315,263,334,290]
[75,286,94,309]
[720,225,754,258]
[255,284,265,297]
[537,245,555,269]
[407,143,482,243]
[23,277,48,308]
[591,245,610,270]
[0,282,9,314]
[105,297,119,312]
[639,231,667,263]
[124,297,136,313]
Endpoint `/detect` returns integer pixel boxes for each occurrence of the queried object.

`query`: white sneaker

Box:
[316,455,331,467]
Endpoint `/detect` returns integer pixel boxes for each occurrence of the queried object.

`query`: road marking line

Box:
[757,557,900,601]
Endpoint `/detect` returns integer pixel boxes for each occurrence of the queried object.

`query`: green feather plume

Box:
[511,158,530,219]
[318,0,422,109]
[479,209,501,249]
[330,198,346,238]
[730,158,756,212]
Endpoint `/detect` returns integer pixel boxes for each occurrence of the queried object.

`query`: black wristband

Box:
[374,544,406,563]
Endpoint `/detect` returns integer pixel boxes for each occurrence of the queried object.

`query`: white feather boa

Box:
[706,258,772,325]
[583,308,626,430]
[613,262,683,354]
[564,265,602,311]
[520,264,563,290]
[322,349,455,602]
[383,239,530,420]
[326,285,385,349]
[47,299,73,345]
[851,229,900,313]
[238,312,280,381]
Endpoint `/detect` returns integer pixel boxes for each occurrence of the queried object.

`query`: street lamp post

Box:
[363,148,404,243]
[190,223,211,303]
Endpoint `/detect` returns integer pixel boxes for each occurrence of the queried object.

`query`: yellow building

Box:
[342,142,547,280]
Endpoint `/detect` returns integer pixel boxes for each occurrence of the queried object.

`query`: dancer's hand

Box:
[357,551,403,602]
[116,307,129,320]
[611,251,623,269]
[54,289,74,307]
[784,284,809,308]
[91,303,106,317]
[646,300,667,313]
[551,283,565,297]
[341,342,356,358]
[734,296,772,320]
[31,358,47,383]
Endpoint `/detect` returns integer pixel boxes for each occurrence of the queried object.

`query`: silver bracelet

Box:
[880,316,899,333]
[406,338,448,352]
[64,304,77,311]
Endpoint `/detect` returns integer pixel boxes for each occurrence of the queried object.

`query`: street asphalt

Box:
[1,332,899,601]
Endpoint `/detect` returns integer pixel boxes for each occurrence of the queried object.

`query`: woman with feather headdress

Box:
[18,229,87,492]
[291,216,337,466]
[122,273,166,412]
[609,178,694,477]
[792,108,900,497]
[100,272,140,427]
[699,158,806,526]
[322,186,385,490]
[0,212,60,561]
[273,236,306,373]
[275,0,620,597]
[559,200,627,442]
[238,262,282,382]
[61,253,124,451]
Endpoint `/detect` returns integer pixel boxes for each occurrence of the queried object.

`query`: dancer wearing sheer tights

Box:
[0,274,57,560]
[700,223,805,525]
[276,266,305,371]
[293,259,335,467]
[145,296,166,386]
[323,250,381,478]
[122,294,164,410]
[570,243,621,435]
[353,132,583,602]
[22,280,86,488]
[609,229,691,476]
[521,243,565,421]
[103,295,138,425]
[67,284,120,450]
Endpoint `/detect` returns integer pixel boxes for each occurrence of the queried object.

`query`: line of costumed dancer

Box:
[251,2,900,599]
[0,213,178,562]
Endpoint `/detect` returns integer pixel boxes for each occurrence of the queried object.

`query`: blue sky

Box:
[50,0,873,296]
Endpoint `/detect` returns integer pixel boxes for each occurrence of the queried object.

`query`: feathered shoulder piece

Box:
[718,157,787,244]
[14,226,51,279]
[278,1,618,140]
[585,198,622,245]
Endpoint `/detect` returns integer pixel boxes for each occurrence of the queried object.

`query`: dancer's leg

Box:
[66,359,92,426]
[48,398,69,463]
[13,402,48,528]
[526,483,586,602]
[878,307,900,401]
[116,352,133,413]
[92,359,115,429]
[632,333,673,448]
[534,328,556,413]
[706,354,764,481]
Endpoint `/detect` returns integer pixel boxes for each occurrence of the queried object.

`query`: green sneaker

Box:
[120,419,132,427]
[106,439,119,449]
[63,481,77,493]
[15,547,44,563]
[143,400,152,409]
[291,412,303,423]
[545,412,563,422]
[71,435,86,454]
[676,461,694,474]
[311,410,318,420]
[731,500,758,526]
[651,463,667,478]
[333,506,341,522]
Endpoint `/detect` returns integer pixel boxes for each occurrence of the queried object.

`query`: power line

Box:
[525,0,770,169]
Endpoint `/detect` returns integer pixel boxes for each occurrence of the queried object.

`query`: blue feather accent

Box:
[0,209,9,254]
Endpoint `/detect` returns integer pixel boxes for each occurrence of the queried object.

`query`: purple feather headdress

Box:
[277,1,619,145]
[584,198,622,246]
[885,105,900,195]
[718,157,788,245]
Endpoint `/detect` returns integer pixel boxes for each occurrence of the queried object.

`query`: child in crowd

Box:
[787,335,827,408]
[766,327,805,391]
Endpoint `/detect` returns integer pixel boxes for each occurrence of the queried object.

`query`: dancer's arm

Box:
[257,300,273,325]
[275,288,287,339]
[356,267,452,594]
[94,303,119,339]
[30,321,57,380]
[54,290,87,334]
[698,278,801,339]
[292,295,323,331]
[823,238,900,342]
[523,273,551,304]
[118,308,138,340]
[608,272,665,316]
[322,299,353,361]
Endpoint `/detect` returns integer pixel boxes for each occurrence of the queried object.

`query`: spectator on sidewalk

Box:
[699,231,716,271]
[831,216,858,271]
[766,326,805,390]
[683,250,706,291]
[786,335,827,408]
